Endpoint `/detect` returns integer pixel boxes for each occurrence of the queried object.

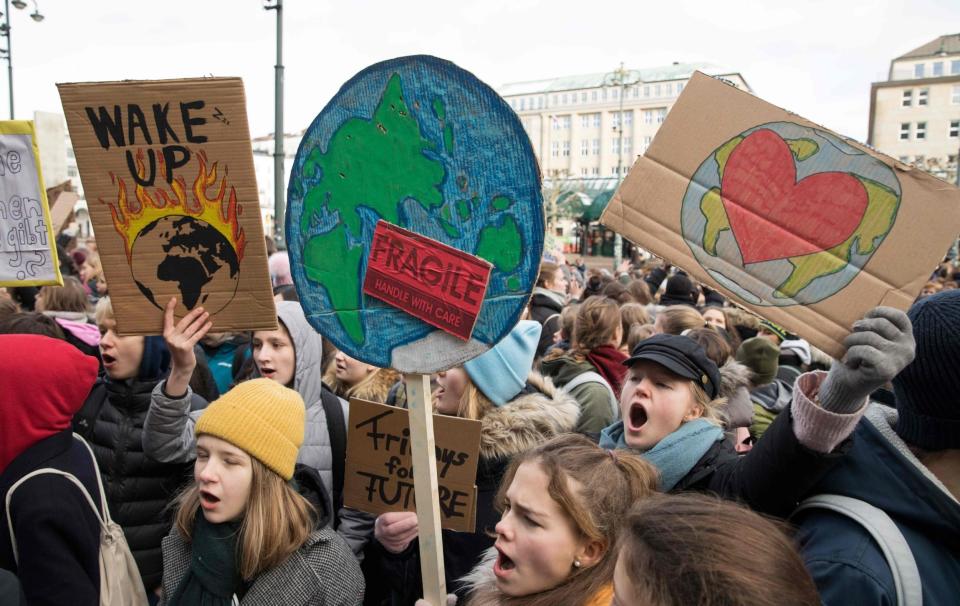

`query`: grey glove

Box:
[818,306,915,414]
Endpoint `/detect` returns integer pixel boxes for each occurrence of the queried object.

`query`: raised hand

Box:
[162,297,212,398]
[819,306,915,414]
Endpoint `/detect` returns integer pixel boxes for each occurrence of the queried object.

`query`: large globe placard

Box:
[287,56,544,372]
[681,121,901,306]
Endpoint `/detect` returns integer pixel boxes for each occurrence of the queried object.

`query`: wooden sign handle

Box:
[404,372,447,605]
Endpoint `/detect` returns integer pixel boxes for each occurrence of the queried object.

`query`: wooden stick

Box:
[404,372,447,605]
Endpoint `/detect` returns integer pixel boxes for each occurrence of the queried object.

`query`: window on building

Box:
[592,90,598,101]
[611,167,620,176]
[581,92,587,102]
[902,90,913,106]
[612,88,619,100]
[656,108,667,123]
[552,95,558,105]
[953,85,960,104]
[519,99,526,111]
[67,166,78,177]
[934,62,944,76]
[915,63,925,78]
[593,113,601,127]
[665,83,673,96]
[592,139,600,155]
[644,109,654,124]
[916,122,927,140]
[900,122,911,140]
[953,60,960,75]
[581,167,589,176]
[581,139,590,155]
[677,81,685,94]
[644,135,652,146]
[655,84,662,97]
[950,120,960,138]
[562,93,568,104]
[562,141,571,157]
[66,148,75,159]
[624,111,633,126]
[612,112,621,128]
[581,115,590,128]
[592,166,600,176]
[644,85,650,97]
[633,87,639,98]
[612,138,621,154]
[561,115,571,129]
[602,89,608,100]
[552,117,560,130]
[551,141,560,157]
[571,93,577,105]
[624,138,633,155]
[918,88,929,106]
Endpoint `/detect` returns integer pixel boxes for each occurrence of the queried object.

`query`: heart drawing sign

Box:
[682,121,901,306]
[601,71,960,359]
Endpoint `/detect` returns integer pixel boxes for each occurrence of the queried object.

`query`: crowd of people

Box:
[0,236,958,606]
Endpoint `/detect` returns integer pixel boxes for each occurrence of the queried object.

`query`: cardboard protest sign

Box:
[0,121,62,287]
[48,189,79,235]
[363,221,492,341]
[344,397,482,533]
[287,55,544,374]
[602,71,960,358]
[58,78,276,335]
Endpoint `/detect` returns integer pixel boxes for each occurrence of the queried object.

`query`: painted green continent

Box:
[700,187,729,256]
[300,73,444,344]
[477,215,522,273]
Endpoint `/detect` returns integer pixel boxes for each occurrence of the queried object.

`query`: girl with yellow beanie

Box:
[158,378,364,605]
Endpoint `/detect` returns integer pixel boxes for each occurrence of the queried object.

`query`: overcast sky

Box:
[13,0,960,144]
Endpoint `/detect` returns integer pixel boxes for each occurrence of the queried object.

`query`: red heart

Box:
[720,129,868,265]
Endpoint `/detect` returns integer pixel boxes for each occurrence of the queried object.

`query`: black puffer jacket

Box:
[528,288,565,358]
[74,377,198,591]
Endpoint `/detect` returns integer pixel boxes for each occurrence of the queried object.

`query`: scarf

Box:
[599,418,724,491]
[585,344,628,397]
[168,513,243,606]
[532,286,566,309]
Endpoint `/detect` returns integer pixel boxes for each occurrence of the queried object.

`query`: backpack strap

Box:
[319,386,347,517]
[562,371,620,421]
[796,494,922,606]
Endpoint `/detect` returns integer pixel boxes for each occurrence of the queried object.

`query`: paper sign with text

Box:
[58,78,276,335]
[363,220,492,341]
[601,71,960,359]
[0,121,62,287]
[344,397,482,532]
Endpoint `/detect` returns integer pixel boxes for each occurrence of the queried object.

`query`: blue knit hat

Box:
[464,321,542,406]
[892,289,960,449]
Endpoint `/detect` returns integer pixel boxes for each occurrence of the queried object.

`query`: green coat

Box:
[540,355,616,433]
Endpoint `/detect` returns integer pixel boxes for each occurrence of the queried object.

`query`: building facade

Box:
[499,63,750,255]
[869,33,960,183]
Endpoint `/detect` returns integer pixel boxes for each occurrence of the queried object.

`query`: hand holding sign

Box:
[375,511,420,554]
[162,296,211,397]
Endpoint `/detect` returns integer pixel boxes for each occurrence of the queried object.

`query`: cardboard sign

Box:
[602,71,960,358]
[58,78,277,335]
[363,221,492,341]
[287,55,544,374]
[48,189,79,235]
[0,121,62,287]
[344,397,481,533]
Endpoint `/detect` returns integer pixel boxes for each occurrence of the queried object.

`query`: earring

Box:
[573,559,582,568]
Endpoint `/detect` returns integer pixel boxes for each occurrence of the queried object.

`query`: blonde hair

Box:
[174,456,316,580]
[689,379,727,427]
[82,254,103,280]
[655,306,703,335]
[94,296,114,325]
[431,375,495,421]
[483,434,658,606]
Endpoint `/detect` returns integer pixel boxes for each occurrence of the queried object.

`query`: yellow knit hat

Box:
[195,378,305,480]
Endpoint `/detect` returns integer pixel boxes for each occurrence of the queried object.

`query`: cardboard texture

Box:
[58,78,276,335]
[363,221,492,341]
[287,55,544,373]
[602,72,960,358]
[0,121,62,287]
[48,189,79,235]
[344,397,481,533]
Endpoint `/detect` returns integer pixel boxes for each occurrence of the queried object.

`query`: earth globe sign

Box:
[286,55,544,373]
[681,121,901,307]
[131,214,240,314]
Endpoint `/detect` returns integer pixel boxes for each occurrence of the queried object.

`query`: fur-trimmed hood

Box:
[479,372,580,461]
[719,359,751,397]
[718,360,754,429]
[459,547,499,606]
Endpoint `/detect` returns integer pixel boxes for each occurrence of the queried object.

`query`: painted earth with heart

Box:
[681,122,901,306]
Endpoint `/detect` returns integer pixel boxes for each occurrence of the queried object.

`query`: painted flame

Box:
[103,149,247,264]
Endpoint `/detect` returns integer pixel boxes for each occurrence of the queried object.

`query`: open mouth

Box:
[260,366,276,378]
[493,546,516,577]
[199,490,220,508]
[102,353,117,365]
[628,403,648,431]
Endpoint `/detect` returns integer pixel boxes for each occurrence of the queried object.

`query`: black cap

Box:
[624,333,721,399]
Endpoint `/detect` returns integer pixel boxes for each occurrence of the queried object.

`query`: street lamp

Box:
[602,62,642,271]
[264,0,285,248]
[1,0,44,119]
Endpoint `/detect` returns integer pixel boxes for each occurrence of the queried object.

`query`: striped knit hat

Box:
[195,378,305,479]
